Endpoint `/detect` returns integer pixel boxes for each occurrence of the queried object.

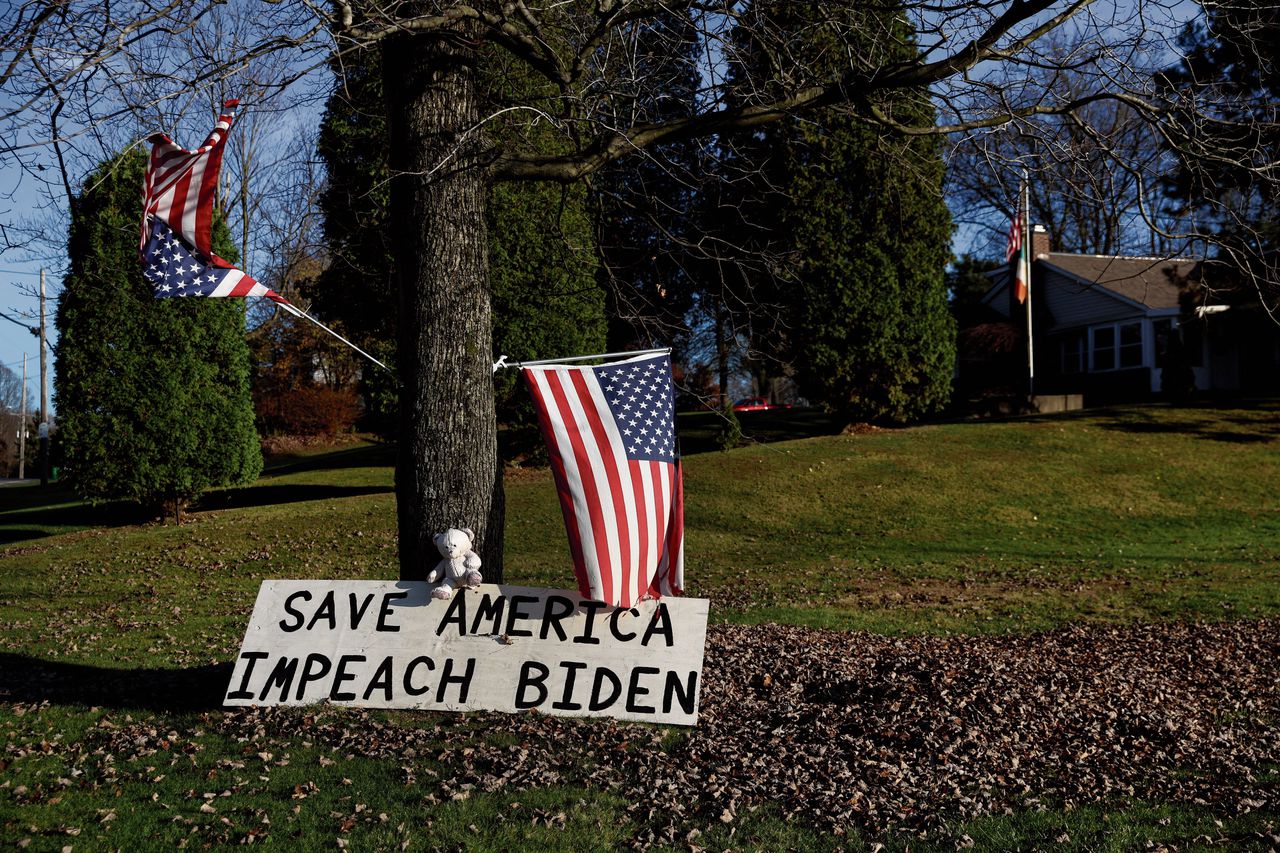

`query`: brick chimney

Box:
[1031,224,1051,259]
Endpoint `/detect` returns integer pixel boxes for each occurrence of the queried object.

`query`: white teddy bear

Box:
[428,527,483,600]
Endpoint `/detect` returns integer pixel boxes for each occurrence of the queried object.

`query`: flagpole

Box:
[493,347,671,373]
[1022,168,1035,400]
[275,301,393,374]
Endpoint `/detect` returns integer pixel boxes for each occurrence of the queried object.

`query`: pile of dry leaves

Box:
[208,618,1279,844]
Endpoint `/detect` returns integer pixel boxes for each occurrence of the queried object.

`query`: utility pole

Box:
[39,268,49,486]
[18,353,27,481]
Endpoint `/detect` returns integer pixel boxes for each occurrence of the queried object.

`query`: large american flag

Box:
[523,353,685,608]
[141,99,240,267]
[143,217,287,303]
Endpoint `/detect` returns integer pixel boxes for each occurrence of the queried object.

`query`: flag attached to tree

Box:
[523,352,685,609]
[137,101,393,371]
[143,217,287,303]
[139,99,287,304]
[142,99,238,265]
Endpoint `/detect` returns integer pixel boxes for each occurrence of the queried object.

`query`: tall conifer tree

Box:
[56,150,262,519]
[722,1,955,422]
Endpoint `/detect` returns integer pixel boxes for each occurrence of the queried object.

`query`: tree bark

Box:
[383,31,505,583]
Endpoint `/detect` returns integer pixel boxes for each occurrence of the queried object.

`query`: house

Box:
[971,226,1280,404]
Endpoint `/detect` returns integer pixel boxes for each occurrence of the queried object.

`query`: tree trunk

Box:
[162,496,186,524]
[383,32,505,583]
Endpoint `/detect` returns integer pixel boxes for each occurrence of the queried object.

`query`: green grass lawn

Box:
[2,401,1278,849]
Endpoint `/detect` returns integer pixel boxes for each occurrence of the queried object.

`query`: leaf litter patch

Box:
[207,619,1278,844]
[4,619,1277,847]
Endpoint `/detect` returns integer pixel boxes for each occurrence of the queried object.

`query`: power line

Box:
[0,309,36,332]
[0,310,51,352]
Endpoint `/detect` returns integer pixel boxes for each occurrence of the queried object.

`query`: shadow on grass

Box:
[0,482,85,515]
[262,441,395,476]
[1016,398,1280,444]
[0,653,232,712]
[0,489,155,542]
[0,446,397,546]
[0,528,61,545]
[677,408,846,454]
[195,483,392,513]
[1086,403,1280,444]
[0,484,393,546]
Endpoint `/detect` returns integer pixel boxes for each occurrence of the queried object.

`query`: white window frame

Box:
[1090,321,1144,372]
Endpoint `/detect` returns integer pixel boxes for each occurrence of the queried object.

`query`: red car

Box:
[731,397,789,413]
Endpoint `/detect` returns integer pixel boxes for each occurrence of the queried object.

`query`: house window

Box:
[1061,332,1085,374]
[1118,322,1143,368]
[1091,321,1144,371]
[1092,326,1115,371]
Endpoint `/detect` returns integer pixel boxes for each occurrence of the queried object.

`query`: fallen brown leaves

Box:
[196,618,1279,844]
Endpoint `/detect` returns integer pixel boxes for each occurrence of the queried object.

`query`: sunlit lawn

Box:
[2,401,1278,849]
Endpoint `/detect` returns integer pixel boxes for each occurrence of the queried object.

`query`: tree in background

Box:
[481,46,607,434]
[313,53,396,353]
[55,151,261,521]
[250,277,363,440]
[946,55,1178,258]
[591,11,706,355]
[948,254,1005,328]
[1160,0,1279,305]
[488,179,605,429]
[698,102,796,406]
[785,119,955,422]
[0,364,24,417]
[947,254,1022,403]
[721,1,955,423]
[244,121,364,441]
[311,54,400,433]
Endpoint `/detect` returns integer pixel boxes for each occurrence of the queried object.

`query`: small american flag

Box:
[143,217,287,303]
[141,99,240,266]
[1006,192,1029,305]
[523,353,685,608]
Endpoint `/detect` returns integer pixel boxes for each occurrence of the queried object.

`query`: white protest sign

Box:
[225,581,709,726]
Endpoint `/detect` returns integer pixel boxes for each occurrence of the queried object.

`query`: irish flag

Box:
[1006,188,1030,304]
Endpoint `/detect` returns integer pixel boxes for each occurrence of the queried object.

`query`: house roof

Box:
[1039,253,1201,310]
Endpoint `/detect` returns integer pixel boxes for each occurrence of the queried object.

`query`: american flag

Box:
[1006,191,1029,305]
[141,99,240,267]
[143,217,287,303]
[523,353,685,608]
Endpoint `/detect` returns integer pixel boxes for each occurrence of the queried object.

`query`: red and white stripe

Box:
[524,363,684,609]
[207,268,289,304]
[141,99,239,266]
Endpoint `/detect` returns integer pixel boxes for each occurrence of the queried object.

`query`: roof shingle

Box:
[1040,253,1201,309]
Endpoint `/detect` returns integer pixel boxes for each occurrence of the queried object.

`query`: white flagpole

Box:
[1023,169,1035,399]
[492,347,671,373]
[275,300,393,373]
